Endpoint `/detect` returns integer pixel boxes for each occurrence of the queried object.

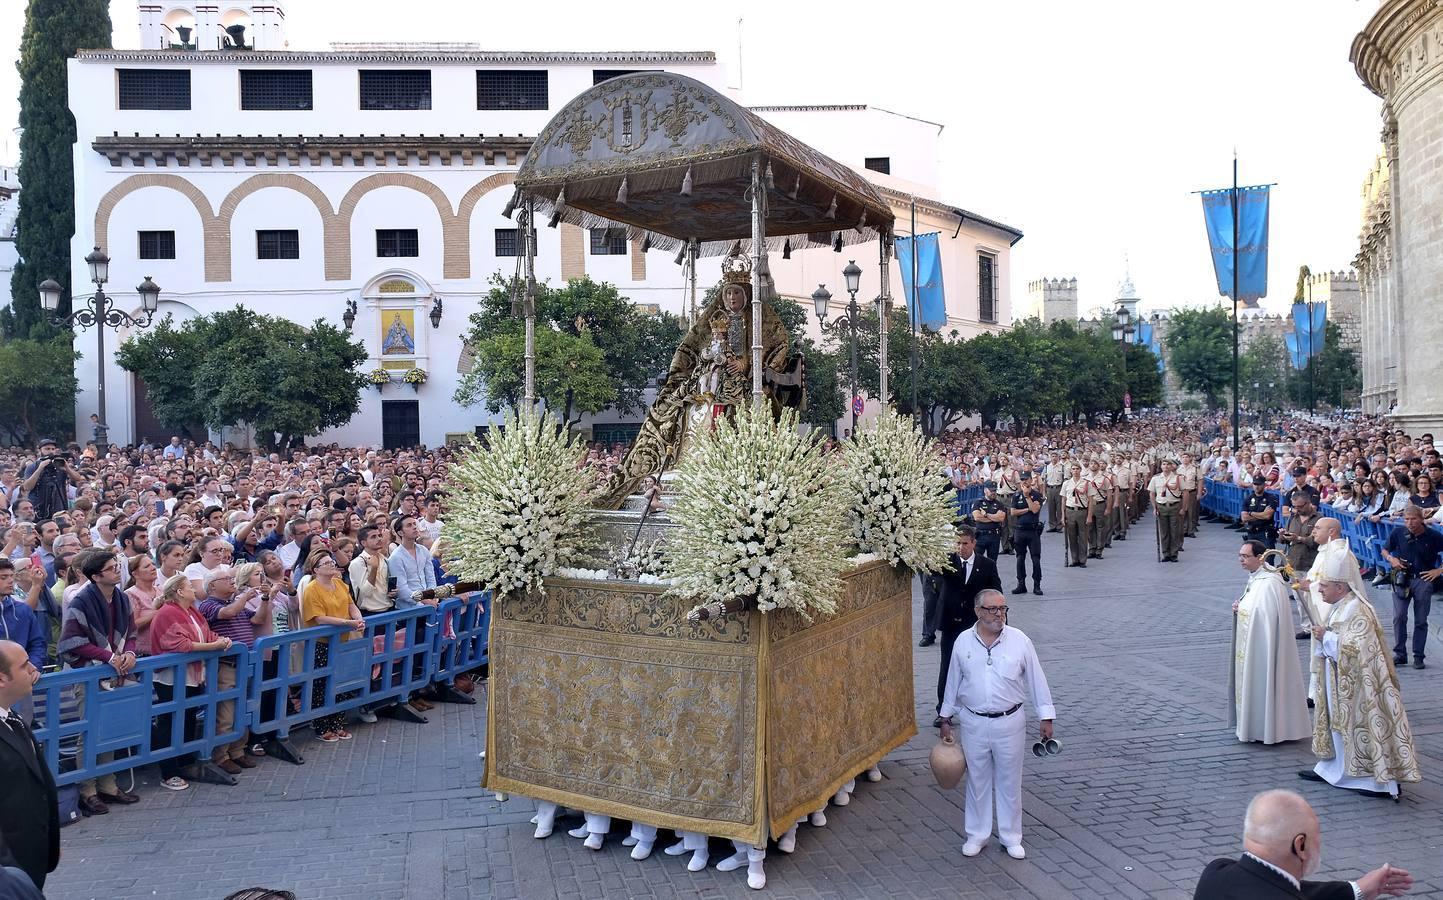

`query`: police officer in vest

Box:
[1241,474,1280,549]
[1009,472,1045,596]
[970,482,1006,562]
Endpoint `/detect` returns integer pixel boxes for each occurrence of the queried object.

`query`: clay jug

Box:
[929,735,966,789]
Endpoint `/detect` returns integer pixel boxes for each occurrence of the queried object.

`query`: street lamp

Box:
[41,246,159,448]
[814,263,865,437]
[1112,304,1135,419]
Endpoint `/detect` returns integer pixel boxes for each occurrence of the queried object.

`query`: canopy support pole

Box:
[750,159,765,403]
[878,233,893,405]
[523,196,537,411]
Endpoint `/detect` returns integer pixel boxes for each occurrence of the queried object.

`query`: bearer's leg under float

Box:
[567,812,611,850]
[530,800,558,839]
[662,831,710,871]
[620,822,657,860]
[716,840,766,890]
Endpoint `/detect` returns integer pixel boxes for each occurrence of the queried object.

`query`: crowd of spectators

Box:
[0,434,485,815]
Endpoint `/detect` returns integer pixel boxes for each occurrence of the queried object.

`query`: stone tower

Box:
[1030,277,1078,323]
[1304,270,1361,360]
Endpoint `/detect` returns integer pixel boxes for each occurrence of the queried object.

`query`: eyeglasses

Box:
[980,606,1009,615]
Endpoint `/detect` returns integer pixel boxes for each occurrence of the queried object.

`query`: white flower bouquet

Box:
[442,407,598,597]
[840,409,956,573]
[665,403,848,621]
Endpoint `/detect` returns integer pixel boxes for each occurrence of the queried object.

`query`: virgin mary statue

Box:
[596,252,792,508]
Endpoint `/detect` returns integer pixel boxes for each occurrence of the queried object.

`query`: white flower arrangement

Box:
[442,407,598,598]
[840,409,957,573]
[665,403,849,621]
[557,567,611,581]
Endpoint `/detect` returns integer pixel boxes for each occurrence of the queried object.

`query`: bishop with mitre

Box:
[1232,540,1311,744]
[1298,552,1421,799]
[1295,517,1367,704]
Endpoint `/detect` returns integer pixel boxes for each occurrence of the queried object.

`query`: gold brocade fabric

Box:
[1311,595,1422,784]
[597,296,790,508]
[483,562,916,842]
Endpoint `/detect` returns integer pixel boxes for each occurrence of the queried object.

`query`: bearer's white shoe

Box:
[687,850,710,872]
[716,850,748,872]
[622,836,638,847]
[866,765,883,782]
[962,841,985,857]
[777,827,797,854]
[568,825,589,839]
[809,810,827,827]
[747,860,766,890]
[583,832,604,850]
[1004,844,1026,860]
[630,840,654,861]
[663,840,688,856]
[832,788,850,806]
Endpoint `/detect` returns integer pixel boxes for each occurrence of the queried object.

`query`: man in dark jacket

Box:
[0,640,59,893]
[929,524,1001,728]
[1194,789,1410,899]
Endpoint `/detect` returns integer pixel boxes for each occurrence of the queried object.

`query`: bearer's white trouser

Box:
[583,812,611,834]
[957,706,1027,847]
[730,840,766,863]
[630,823,657,842]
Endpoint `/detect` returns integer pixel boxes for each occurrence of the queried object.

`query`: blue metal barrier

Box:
[433,593,490,686]
[247,604,435,741]
[31,647,249,788]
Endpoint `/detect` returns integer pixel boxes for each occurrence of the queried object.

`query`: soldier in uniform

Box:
[1110,455,1131,542]
[1241,475,1280,549]
[969,482,1006,562]
[1178,451,1202,538]
[1009,473,1045,596]
[1085,458,1108,560]
[1061,463,1094,568]
[1148,457,1185,562]
[994,456,1019,555]
[1043,451,1066,533]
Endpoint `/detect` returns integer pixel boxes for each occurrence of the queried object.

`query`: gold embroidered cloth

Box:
[483,560,916,843]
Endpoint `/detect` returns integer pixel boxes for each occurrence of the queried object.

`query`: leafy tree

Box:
[764,294,843,430]
[4,0,112,339]
[456,275,681,426]
[1240,333,1288,412]
[1121,341,1165,413]
[0,336,80,443]
[117,307,367,450]
[1164,306,1233,408]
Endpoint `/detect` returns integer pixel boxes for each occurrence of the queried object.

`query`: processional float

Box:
[474,72,922,845]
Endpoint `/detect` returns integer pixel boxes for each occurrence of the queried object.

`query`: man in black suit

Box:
[0,639,59,893]
[1194,789,1411,899]
[929,525,1001,728]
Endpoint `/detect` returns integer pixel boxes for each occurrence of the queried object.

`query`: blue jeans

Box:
[1392,577,1433,661]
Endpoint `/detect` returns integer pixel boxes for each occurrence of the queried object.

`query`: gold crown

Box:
[721,249,751,285]
[709,311,730,331]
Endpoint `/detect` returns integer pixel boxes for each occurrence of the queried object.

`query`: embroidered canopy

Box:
[512,72,895,256]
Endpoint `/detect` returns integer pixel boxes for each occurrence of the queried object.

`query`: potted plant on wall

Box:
[403,367,428,392]
[368,368,391,391]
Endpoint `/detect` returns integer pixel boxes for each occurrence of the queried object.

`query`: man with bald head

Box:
[1194,789,1412,898]
[1296,517,1366,703]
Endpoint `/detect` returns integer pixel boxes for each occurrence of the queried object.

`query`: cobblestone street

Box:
[45,515,1442,900]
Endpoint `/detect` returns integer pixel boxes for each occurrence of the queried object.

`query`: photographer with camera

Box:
[1380,505,1443,670]
[19,439,84,522]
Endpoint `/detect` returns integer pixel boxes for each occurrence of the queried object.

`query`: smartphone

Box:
[386,576,397,592]
[154,500,166,515]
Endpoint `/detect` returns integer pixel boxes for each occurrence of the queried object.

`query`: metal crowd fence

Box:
[30,593,489,787]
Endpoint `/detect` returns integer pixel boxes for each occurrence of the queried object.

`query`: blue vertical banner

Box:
[1200,186,1271,308]
[1283,332,1308,370]
[895,232,948,333]
[1290,302,1327,358]
[1137,321,1166,372]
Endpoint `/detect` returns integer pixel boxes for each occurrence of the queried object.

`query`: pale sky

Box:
[1,0,1384,319]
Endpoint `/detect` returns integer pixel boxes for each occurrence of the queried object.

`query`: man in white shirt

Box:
[416,495,444,548]
[162,437,185,460]
[940,589,1056,861]
[349,525,396,615]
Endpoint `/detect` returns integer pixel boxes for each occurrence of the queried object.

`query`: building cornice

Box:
[91,133,534,167]
[1351,0,1442,99]
[875,186,1024,245]
[75,49,716,66]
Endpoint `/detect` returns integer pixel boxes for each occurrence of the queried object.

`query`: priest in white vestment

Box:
[1299,554,1421,799]
[1232,541,1311,744]
[1295,518,1368,703]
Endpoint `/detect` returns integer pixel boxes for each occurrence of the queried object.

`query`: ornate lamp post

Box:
[1111,304,1135,421]
[814,259,865,437]
[39,246,160,448]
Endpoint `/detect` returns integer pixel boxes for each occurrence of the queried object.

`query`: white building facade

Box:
[65,2,1020,447]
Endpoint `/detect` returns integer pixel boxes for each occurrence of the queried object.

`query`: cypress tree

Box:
[5,0,112,338]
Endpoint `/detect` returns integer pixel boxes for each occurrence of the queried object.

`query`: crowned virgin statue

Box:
[596,251,793,508]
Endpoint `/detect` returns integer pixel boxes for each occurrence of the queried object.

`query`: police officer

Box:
[1241,474,1280,549]
[1009,473,1045,596]
[970,482,1006,562]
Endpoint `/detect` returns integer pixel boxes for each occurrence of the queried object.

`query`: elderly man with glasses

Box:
[940,589,1057,862]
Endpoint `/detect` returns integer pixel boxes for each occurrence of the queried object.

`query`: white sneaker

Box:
[777,828,797,854]
[493,792,507,802]
[715,850,748,872]
[630,840,653,861]
[584,832,604,851]
[357,710,378,724]
[810,810,827,827]
[962,842,984,857]
[663,841,688,857]
[687,850,710,872]
[568,825,589,839]
[621,836,638,847]
[1005,844,1026,860]
[832,788,850,806]
[866,765,883,782]
[747,860,766,890]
